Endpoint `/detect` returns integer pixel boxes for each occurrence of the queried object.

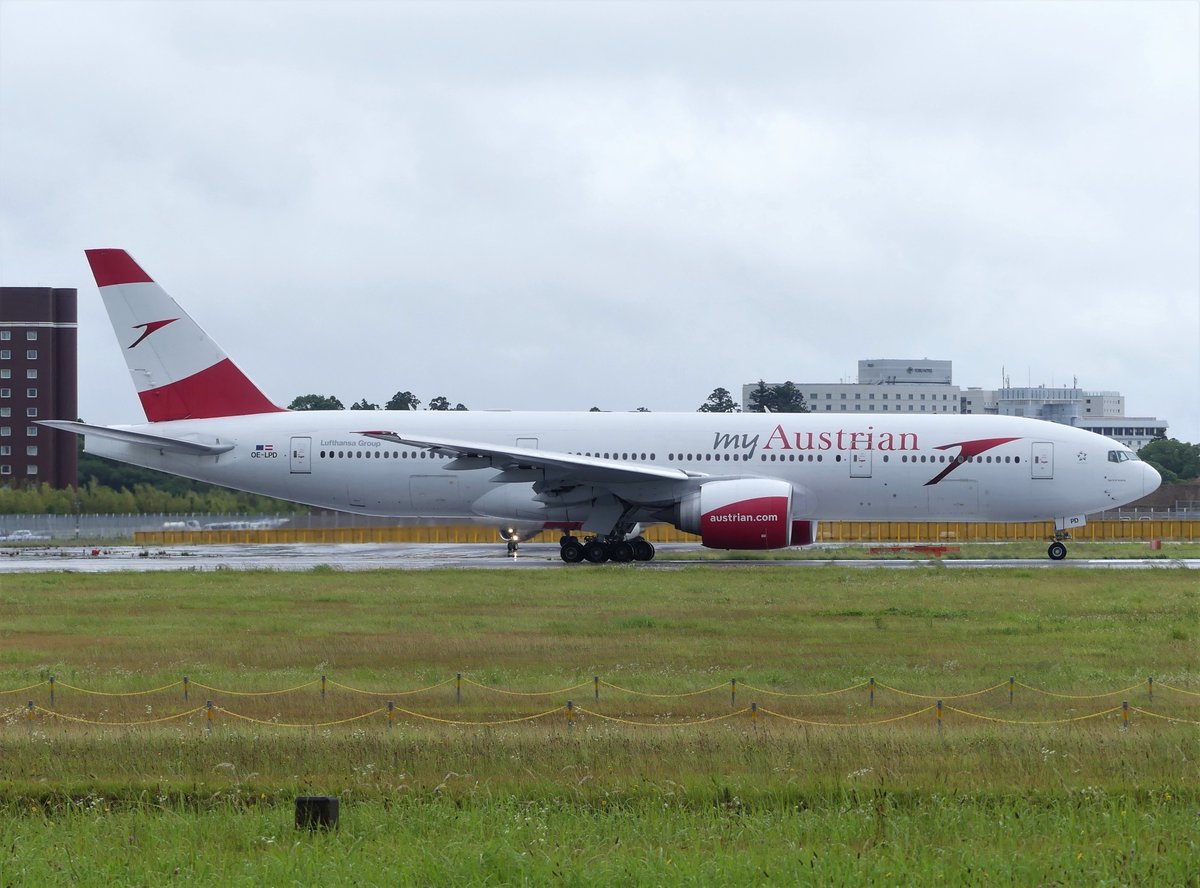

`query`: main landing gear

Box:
[559,535,655,564]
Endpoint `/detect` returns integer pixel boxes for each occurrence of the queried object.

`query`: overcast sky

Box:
[2,0,1197,440]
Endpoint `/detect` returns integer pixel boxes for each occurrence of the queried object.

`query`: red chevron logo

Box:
[129,318,178,349]
[924,437,1022,486]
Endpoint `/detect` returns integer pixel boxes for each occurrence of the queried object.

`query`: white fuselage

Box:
[86,410,1158,527]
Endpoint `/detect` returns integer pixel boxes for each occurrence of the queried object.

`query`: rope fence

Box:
[2,671,1197,732]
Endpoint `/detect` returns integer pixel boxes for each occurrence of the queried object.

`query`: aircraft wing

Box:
[355,430,697,485]
[38,420,236,455]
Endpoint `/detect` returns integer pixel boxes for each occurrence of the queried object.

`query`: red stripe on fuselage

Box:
[137,358,283,421]
[924,436,1022,486]
[86,249,155,287]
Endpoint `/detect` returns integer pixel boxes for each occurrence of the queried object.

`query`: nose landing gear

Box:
[1046,530,1071,561]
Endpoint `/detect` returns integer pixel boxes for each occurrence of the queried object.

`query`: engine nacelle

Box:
[790,520,818,546]
[675,479,793,549]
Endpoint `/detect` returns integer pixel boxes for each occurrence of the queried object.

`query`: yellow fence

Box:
[134,519,1200,546]
[4,673,1197,731]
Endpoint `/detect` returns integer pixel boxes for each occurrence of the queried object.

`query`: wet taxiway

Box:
[0,543,1195,572]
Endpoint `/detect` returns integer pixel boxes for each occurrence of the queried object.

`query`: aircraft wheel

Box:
[559,535,579,549]
[560,541,585,563]
[583,541,609,563]
[1047,541,1067,561]
[631,539,655,561]
[609,541,634,563]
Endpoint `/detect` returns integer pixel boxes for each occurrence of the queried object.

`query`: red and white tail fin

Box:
[85,249,283,422]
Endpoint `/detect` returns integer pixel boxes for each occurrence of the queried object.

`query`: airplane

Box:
[42,249,1162,563]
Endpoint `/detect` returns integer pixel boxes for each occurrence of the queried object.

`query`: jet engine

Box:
[674,479,793,549]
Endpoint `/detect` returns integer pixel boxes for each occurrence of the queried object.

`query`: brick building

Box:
[0,287,78,487]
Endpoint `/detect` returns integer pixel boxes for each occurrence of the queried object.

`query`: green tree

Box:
[288,394,344,411]
[453,403,469,411]
[698,387,740,413]
[748,380,807,413]
[1138,438,1199,483]
[427,396,451,411]
[349,398,379,410]
[386,391,421,411]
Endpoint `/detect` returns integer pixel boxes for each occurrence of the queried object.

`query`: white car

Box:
[2,529,51,542]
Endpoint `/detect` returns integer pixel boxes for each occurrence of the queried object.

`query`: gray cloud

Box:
[1,0,1196,437]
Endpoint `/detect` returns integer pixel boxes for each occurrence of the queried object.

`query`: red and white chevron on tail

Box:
[85,249,283,422]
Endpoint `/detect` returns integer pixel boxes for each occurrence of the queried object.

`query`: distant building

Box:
[1076,419,1167,451]
[742,359,961,415]
[0,287,78,487]
[960,385,1164,449]
[744,361,1168,450]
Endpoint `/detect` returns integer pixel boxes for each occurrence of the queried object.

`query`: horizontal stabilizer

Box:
[38,420,236,455]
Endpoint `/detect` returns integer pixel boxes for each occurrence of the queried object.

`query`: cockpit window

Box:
[1108,450,1141,463]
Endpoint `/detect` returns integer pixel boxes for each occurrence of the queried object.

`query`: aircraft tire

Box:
[559,535,579,549]
[631,539,655,561]
[560,541,585,563]
[1047,541,1067,561]
[583,541,609,563]
[609,541,634,563]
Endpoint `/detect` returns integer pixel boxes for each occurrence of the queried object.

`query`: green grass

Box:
[0,567,1197,885]
[673,540,1200,560]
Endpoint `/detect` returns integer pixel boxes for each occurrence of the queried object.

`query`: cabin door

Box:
[1031,442,1053,479]
[290,437,311,474]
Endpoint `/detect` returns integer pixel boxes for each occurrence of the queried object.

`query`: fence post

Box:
[869,677,875,707]
[456,673,462,704]
[206,700,214,734]
[321,675,326,703]
[1122,700,1129,731]
[26,700,33,735]
[731,678,736,708]
[184,676,189,703]
[49,675,55,707]
[594,675,599,702]
[1009,676,1014,705]
[567,700,574,729]
[1147,676,1153,703]
[751,701,758,731]
[936,700,942,732]
[387,700,394,731]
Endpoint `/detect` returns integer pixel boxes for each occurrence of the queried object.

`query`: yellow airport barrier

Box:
[135,519,1199,546]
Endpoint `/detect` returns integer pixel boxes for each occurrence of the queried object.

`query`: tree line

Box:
[289,392,467,411]
[287,382,810,415]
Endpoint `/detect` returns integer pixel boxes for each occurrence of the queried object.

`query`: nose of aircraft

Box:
[1143,460,1162,497]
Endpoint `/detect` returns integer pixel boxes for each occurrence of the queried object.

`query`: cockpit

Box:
[1107,450,1141,463]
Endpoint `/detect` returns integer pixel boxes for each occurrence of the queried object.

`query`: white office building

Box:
[743,359,961,415]
[744,363,1168,449]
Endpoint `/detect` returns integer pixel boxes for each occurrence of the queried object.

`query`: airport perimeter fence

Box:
[3,511,1199,545]
[3,672,1198,733]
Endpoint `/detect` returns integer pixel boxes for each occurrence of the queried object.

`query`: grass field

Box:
[1,566,1197,885]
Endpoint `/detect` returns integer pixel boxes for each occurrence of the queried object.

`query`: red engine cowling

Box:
[676,479,793,549]
[790,520,818,546]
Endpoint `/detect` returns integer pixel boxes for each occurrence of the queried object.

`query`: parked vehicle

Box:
[1,529,51,542]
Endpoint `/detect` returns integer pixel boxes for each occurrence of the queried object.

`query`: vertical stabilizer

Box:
[85,249,283,421]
